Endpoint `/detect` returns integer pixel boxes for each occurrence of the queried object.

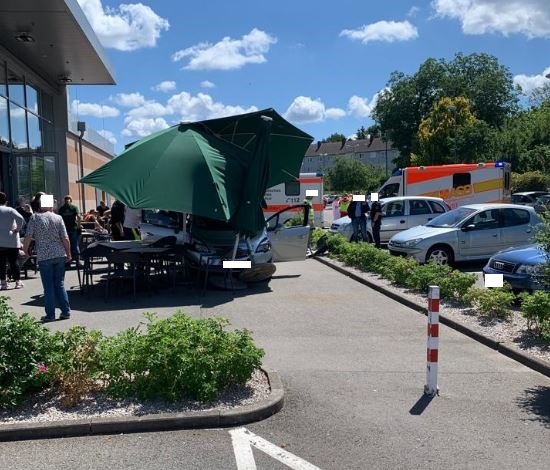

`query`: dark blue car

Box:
[483,244,547,292]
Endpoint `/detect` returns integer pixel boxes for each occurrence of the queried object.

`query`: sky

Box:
[70,0,550,154]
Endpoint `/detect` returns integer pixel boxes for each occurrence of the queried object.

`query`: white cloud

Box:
[432,0,550,38]
[167,92,257,122]
[112,92,146,107]
[200,80,216,89]
[347,90,386,118]
[408,6,421,17]
[340,20,418,44]
[513,67,550,94]
[97,129,117,145]
[325,108,346,119]
[77,0,169,51]
[152,81,176,92]
[171,28,277,70]
[121,118,169,137]
[71,100,119,118]
[125,101,171,120]
[284,97,345,123]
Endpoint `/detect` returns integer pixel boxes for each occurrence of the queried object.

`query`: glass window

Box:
[16,156,31,201]
[25,84,38,114]
[427,207,476,227]
[30,156,45,195]
[453,172,471,188]
[0,97,9,147]
[501,208,530,227]
[384,200,404,217]
[285,180,300,196]
[468,209,501,230]
[9,103,27,149]
[409,199,431,215]
[379,183,399,198]
[28,112,41,150]
[429,201,447,213]
[7,69,24,106]
[44,156,57,194]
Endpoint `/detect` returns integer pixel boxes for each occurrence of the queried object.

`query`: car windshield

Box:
[426,207,477,227]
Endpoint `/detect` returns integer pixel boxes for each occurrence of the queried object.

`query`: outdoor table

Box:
[91,240,152,250]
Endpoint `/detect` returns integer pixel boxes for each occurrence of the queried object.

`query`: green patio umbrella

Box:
[194,108,314,187]
[79,124,249,222]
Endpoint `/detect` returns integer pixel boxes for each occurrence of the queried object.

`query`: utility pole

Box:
[77,121,86,212]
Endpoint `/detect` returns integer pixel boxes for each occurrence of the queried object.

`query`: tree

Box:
[372,53,519,166]
[355,126,368,140]
[322,133,347,143]
[529,82,550,108]
[510,171,550,193]
[326,158,385,193]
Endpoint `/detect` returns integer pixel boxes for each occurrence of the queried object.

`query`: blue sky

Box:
[71,0,550,154]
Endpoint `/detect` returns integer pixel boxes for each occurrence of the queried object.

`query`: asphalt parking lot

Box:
[1,258,549,469]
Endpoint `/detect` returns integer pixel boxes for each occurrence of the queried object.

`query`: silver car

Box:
[388,204,542,265]
[329,196,449,243]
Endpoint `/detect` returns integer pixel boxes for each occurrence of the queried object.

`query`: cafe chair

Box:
[105,251,148,299]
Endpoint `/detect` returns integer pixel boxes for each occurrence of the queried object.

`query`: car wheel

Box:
[426,245,454,266]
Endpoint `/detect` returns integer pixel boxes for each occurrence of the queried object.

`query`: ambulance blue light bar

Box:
[495,161,505,167]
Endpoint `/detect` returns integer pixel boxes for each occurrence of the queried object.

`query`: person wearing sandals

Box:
[0,192,24,290]
[22,194,72,323]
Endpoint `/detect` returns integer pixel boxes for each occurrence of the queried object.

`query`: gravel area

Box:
[324,256,550,364]
[0,369,270,425]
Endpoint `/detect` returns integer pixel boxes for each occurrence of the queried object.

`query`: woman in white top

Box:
[0,191,24,290]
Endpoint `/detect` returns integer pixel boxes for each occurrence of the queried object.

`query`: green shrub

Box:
[46,327,105,408]
[382,256,418,286]
[409,262,452,293]
[327,234,347,256]
[0,297,51,408]
[438,271,478,301]
[310,228,326,248]
[510,171,549,193]
[100,312,264,402]
[464,286,515,318]
[520,291,550,340]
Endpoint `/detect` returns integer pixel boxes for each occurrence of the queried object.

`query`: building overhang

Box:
[0,0,115,88]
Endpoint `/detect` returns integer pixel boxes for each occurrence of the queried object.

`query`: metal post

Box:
[425,285,440,396]
[77,121,86,213]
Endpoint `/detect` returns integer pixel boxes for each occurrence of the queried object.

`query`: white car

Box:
[329,196,449,243]
[388,204,542,265]
[140,206,312,283]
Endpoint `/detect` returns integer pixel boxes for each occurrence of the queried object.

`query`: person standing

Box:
[303,195,315,227]
[339,195,350,217]
[348,198,370,242]
[96,200,109,217]
[370,200,383,248]
[0,192,24,290]
[332,196,340,221]
[23,195,72,322]
[58,195,81,266]
[110,199,126,241]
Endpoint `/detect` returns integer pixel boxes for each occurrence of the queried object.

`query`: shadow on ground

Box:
[516,386,550,428]
[21,278,272,313]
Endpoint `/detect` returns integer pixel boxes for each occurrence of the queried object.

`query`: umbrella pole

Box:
[232,233,239,260]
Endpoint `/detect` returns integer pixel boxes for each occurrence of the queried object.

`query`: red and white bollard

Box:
[424,285,440,396]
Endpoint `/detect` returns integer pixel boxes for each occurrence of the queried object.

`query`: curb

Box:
[314,255,550,379]
[0,369,284,442]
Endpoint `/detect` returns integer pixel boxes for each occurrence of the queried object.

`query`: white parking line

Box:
[230,427,322,470]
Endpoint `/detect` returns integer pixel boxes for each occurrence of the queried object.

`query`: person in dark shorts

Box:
[370,200,383,248]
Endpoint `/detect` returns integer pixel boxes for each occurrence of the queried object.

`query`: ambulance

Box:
[264,172,324,226]
[377,162,511,209]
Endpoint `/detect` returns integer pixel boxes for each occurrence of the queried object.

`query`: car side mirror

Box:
[462,224,476,232]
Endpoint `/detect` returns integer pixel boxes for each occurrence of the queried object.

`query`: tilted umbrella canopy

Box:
[79,124,250,221]
[193,108,314,187]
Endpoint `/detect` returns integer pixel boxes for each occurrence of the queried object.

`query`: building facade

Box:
[301,137,400,177]
[0,0,115,210]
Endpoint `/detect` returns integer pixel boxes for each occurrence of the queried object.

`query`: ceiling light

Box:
[58,76,72,84]
[15,32,35,43]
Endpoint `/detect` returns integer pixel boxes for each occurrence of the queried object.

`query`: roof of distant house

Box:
[305,137,395,157]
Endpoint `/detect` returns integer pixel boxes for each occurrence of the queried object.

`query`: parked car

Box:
[388,204,542,265]
[483,244,547,292]
[140,205,311,283]
[534,194,550,213]
[329,196,449,243]
[511,191,550,206]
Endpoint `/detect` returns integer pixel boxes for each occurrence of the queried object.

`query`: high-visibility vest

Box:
[304,199,314,223]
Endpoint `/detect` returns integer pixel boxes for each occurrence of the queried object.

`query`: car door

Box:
[457,209,503,258]
[407,199,434,231]
[500,208,536,247]
[379,200,406,242]
[266,205,311,262]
